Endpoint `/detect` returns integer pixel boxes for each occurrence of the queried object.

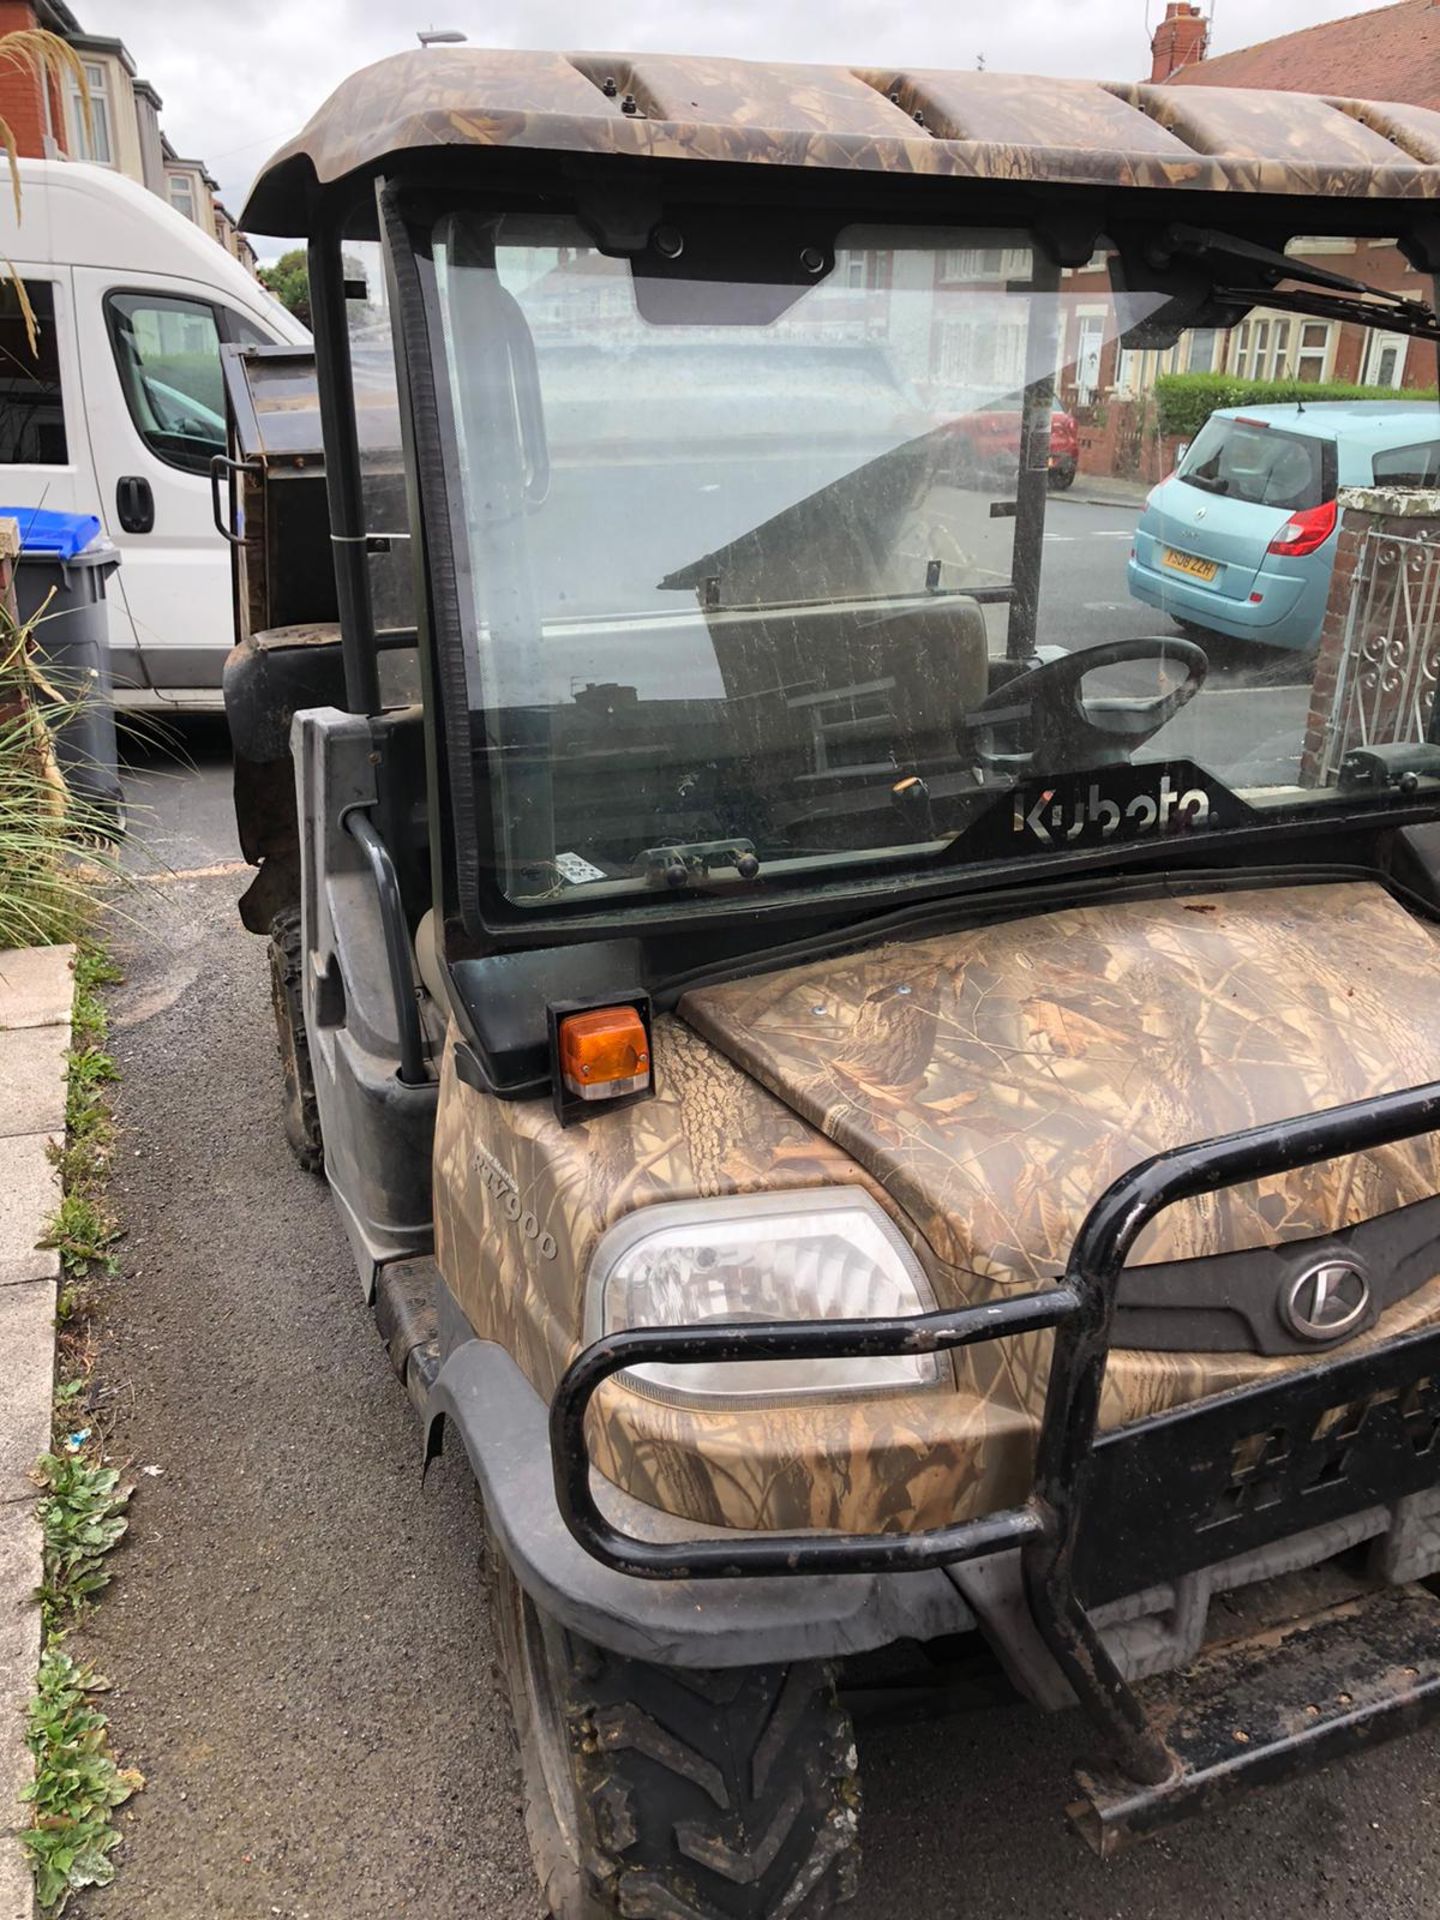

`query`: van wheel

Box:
[490,1544,860,1919]
[268,908,323,1174]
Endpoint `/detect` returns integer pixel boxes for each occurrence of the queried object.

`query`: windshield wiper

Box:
[1158,223,1440,342]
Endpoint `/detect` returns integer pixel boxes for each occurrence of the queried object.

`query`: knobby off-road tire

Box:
[490,1546,860,1919]
[267,908,324,1174]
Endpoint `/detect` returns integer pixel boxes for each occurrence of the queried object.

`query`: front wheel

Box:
[490,1545,861,1918]
[1047,462,1076,490]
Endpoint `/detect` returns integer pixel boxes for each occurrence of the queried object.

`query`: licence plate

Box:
[1162,547,1219,583]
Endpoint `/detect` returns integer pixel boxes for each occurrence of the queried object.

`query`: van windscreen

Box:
[1177,417,1330,513]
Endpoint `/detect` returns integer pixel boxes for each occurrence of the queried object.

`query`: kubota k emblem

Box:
[1281,1260,1371,1343]
[1013,776,1210,845]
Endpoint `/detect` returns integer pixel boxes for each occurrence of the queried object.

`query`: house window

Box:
[1231,322,1250,379]
[68,61,112,165]
[168,175,195,222]
[1296,321,1332,383]
[835,249,867,291]
[0,279,66,464]
[1187,329,1219,374]
[942,246,1026,283]
[936,313,1027,395]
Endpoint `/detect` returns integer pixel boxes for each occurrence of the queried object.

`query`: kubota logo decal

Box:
[1013,776,1211,846]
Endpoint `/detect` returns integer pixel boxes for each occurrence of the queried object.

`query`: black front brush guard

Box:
[551,1081,1440,1787]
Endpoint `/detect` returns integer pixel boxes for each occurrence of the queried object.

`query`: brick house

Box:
[1060,1,1440,482]
[0,0,257,273]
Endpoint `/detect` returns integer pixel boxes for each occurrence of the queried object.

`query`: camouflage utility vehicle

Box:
[224,49,1440,1917]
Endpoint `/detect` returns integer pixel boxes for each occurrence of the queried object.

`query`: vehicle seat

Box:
[414,908,448,1011]
[713,595,990,783]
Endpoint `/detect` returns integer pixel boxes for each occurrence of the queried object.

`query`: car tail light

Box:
[1266,498,1337,558]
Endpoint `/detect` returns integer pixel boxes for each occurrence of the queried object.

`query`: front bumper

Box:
[427,1338,976,1668]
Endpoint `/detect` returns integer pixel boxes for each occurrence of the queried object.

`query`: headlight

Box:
[583,1189,946,1409]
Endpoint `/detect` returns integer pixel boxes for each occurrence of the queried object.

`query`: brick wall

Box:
[0,2,63,160]
[1299,488,1440,784]
[1073,400,1184,487]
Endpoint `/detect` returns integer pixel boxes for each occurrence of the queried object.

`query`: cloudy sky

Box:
[95,0,1401,255]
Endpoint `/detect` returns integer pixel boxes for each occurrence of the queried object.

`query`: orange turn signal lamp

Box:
[548,996,655,1125]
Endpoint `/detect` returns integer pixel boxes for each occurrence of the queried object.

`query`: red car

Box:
[943,405,1079,489]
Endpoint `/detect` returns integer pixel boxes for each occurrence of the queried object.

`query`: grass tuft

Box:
[42,938,122,1274]
[20,1647,143,1914]
[41,1188,118,1281]
[0,598,125,949]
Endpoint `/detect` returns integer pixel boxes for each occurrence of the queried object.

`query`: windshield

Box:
[426,213,1440,913]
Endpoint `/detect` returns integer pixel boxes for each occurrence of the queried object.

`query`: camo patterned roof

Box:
[242,48,1440,232]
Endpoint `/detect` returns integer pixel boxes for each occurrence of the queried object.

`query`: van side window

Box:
[0,280,67,465]
[1373,440,1440,488]
[104,292,226,475]
[225,313,271,349]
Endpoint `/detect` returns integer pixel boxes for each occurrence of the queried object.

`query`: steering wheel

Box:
[969,636,1208,774]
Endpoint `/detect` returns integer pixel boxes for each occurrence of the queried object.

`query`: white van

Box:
[0,158,309,708]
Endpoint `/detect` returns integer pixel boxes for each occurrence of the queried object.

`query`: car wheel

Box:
[1047,463,1076,491]
[489,1540,861,1919]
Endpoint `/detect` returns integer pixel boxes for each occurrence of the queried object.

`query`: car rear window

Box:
[1177,416,1331,512]
[1373,439,1440,487]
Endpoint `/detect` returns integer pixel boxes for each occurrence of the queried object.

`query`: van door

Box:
[0,268,152,690]
[73,270,272,700]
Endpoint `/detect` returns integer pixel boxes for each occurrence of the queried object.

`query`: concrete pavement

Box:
[1065,470,1152,512]
[0,942,72,1920]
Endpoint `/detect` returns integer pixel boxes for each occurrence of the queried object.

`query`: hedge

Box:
[1153,372,1440,442]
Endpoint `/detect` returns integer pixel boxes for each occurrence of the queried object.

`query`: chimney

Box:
[1150,2,1210,82]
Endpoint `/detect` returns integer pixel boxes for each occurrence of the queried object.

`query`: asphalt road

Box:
[1040,489,1156,652]
[62,713,1440,1918]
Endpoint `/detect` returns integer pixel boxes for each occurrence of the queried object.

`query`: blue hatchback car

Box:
[1127,401,1440,649]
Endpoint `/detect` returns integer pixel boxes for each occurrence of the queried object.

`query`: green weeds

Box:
[33,1451,130,1632]
[20,1648,142,1913]
[42,1194,117,1283]
[22,936,137,1912]
[41,941,121,1276]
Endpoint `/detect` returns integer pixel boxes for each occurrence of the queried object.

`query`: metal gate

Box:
[1316,527,1440,784]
